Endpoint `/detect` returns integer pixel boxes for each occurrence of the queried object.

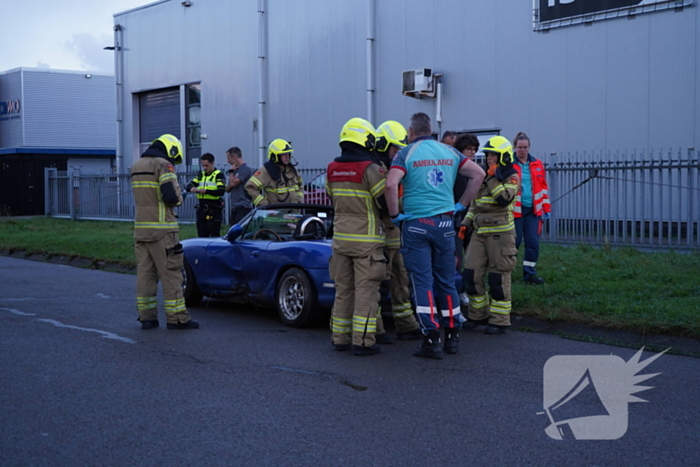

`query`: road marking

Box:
[3,307,136,344]
[35,319,137,344]
[0,307,36,316]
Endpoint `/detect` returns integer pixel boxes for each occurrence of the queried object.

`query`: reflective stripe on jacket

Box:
[131,157,183,241]
[187,169,226,201]
[513,156,550,218]
[463,169,520,236]
[326,160,386,256]
[244,164,303,206]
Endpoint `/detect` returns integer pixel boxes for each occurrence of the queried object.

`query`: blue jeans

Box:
[514,206,540,278]
[400,216,462,332]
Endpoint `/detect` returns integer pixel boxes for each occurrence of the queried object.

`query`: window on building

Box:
[186,83,201,165]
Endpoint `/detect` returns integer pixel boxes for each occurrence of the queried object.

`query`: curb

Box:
[1,248,136,275]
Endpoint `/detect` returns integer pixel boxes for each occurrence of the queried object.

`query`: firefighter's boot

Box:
[443,328,459,354]
[462,318,489,330]
[413,330,443,360]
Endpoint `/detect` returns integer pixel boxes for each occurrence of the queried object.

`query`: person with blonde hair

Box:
[512,132,551,285]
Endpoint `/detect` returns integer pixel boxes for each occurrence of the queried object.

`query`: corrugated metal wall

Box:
[21,70,115,149]
[115,0,699,169]
[118,1,259,166]
[0,71,24,148]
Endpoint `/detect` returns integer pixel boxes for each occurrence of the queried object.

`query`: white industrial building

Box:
[110,0,699,171]
[0,68,115,215]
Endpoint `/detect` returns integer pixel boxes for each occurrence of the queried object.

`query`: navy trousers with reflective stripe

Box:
[515,206,540,278]
[400,216,462,332]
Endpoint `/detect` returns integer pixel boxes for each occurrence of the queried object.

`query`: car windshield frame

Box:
[239,204,334,241]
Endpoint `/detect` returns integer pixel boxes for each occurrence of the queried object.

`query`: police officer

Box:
[186,153,226,237]
[461,136,520,334]
[373,120,421,342]
[327,118,387,356]
[130,134,199,330]
[245,139,304,206]
[386,113,484,359]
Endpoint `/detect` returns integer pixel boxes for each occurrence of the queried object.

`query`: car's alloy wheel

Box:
[277,268,318,327]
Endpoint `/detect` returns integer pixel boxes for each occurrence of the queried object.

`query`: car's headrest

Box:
[292,215,326,240]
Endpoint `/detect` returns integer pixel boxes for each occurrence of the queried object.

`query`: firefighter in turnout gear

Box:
[185,152,226,237]
[373,120,421,342]
[130,134,199,330]
[245,139,304,206]
[461,136,520,335]
[326,118,388,356]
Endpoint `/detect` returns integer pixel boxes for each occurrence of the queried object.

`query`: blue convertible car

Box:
[182,204,335,327]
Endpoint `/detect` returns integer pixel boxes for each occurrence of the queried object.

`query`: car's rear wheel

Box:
[183,261,203,306]
[276,268,318,327]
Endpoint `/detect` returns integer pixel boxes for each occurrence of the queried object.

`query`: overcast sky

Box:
[1,0,150,75]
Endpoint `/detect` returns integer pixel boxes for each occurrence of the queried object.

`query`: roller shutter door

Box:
[139,87,180,147]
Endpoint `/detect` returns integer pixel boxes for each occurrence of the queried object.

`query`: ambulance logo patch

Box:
[427,168,444,187]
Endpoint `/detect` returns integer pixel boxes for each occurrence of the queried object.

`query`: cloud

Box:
[66,32,114,74]
[36,62,51,69]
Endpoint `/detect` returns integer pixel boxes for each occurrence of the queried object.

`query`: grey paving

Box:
[1,256,698,466]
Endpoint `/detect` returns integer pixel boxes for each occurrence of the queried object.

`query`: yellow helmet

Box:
[339,117,377,151]
[153,134,183,165]
[268,138,293,163]
[481,135,513,166]
[375,120,408,152]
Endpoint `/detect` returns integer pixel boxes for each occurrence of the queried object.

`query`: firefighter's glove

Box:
[487,164,498,177]
[458,225,468,240]
[454,202,467,213]
[391,213,409,226]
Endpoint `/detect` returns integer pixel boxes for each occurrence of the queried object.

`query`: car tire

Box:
[276,268,318,327]
[183,261,203,307]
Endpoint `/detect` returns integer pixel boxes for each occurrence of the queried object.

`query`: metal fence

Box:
[541,148,699,249]
[45,149,699,249]
[45,166,327,224]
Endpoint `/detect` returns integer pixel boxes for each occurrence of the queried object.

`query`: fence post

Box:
[68,169,75,220]
[44,168,52,216]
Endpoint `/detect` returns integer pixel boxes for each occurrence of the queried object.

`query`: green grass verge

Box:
[0,217,198,267]
[1,217,699,339]
[512,243,700,339]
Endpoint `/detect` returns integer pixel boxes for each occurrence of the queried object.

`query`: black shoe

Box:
[485,324,507,335]
[462,318,489,330]
[141,319,159,330]
[166,320,200,330]
[524,274,545,285]
[396,329,423,340]
[413,330,443,360]
[375,333,395,345]
[353,344,381,356]
[333,343,352,352]
[444,328,459,354]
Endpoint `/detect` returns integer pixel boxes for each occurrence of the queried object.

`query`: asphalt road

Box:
[1,256,698,466]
